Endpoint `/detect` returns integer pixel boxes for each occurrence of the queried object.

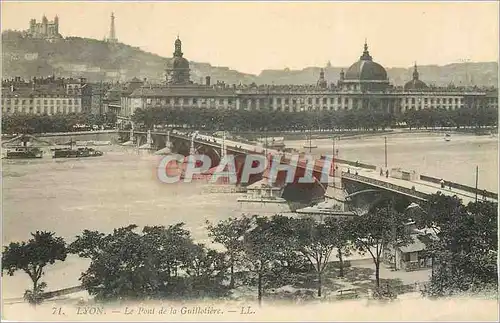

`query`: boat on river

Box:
[2,134,52,159]
[52,147,103,158]
[4,146,44,159]
[444,133,451,142]
[51,139,103,158]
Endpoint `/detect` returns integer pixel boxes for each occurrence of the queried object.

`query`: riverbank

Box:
[232,126,497,141]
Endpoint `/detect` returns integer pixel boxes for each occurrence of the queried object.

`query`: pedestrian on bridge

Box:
[386,170,389,178]
[440,179,445,189]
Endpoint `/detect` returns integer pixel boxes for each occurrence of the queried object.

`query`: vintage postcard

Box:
[1,1,499,321]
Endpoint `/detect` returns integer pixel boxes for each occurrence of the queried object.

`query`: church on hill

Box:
[26,15,62,41]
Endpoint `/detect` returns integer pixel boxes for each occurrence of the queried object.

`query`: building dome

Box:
[167,56,190,69]
[404,63,428,91]
[404,79,428,91]
[165,36,191,85]
[344,42,388,81]
[167,35,190,70]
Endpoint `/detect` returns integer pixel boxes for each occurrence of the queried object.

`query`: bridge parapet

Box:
[420,174,498,200]
[342,172,430,201]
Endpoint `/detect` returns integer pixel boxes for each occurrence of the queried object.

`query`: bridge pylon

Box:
[165,130,173,150]
[189,132,197,155]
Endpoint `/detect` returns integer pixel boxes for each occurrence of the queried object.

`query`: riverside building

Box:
[118,38,497,118]
[1,76,91,115]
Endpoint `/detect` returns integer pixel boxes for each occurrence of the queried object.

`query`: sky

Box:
[2,1,499,75]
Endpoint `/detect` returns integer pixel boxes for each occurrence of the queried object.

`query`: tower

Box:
[317,68,327,89]
[173,36,183,57]
[108,12,117,43]
[29,19,36,34]
[54,15,59,34]
[42,15,48,35]
[412,62,419,80]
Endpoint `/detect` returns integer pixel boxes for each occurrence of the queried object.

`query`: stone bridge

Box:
[29,129,497,207]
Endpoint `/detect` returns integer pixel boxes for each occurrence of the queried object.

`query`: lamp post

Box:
[384,136,388,168]
[474,165,479,203]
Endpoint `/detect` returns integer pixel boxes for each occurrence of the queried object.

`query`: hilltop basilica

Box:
[25,15,62,41]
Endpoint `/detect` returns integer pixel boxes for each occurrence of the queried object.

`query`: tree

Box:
[182,243,229,297]
[348,199,411,288]
[206,216,253,288]
[2,231,67,305]
[324,217,353,278]
[289,217,349,297]
[420,193,463,231]
[424,199,498,296]
[67,229,106,258]
[241,215,296,306]
[69,224,218,301]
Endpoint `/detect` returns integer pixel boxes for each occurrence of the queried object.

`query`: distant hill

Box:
[2,30,498,87]
[256,63,499,87]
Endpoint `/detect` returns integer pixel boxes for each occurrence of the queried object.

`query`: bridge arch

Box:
[282,178,326,205]
[171,139,191,156]
[194,145,221,167]
[152,135,167,150]
[137,135,147,147]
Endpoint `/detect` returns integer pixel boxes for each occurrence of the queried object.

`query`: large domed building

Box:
[165,36,192,85]
[339,41,390,92]
[117,39,496,120]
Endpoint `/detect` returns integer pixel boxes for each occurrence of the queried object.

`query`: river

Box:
[1,132,497,298]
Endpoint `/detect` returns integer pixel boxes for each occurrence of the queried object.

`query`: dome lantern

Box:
[412,62,420,80]
[174,35,183,58]
[360,39,373,61]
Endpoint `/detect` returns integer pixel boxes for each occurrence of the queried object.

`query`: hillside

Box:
[2,31,498,87]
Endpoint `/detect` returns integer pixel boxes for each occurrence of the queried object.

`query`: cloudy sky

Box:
[2,1,498,74]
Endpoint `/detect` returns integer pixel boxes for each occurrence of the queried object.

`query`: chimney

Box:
[205,76,211,86]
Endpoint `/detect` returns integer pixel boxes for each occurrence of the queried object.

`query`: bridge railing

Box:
[342,172,430,200]
[420,174,498,200]
[334,158,377,170]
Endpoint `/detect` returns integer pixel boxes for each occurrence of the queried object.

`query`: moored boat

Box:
[52,147,103,158]
[52,138,103,158]
[4,146,43,159]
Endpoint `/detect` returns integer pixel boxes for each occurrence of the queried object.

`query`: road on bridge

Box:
[181,131,497,205]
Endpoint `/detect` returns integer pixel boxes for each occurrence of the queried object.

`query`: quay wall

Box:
[36,131,120,145]
[41,285,85,300]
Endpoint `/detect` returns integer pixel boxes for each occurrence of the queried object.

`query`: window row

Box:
[3,99,80,105]
[145,98,234,105]
[2,106,81,114]
[402,97,461,104]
